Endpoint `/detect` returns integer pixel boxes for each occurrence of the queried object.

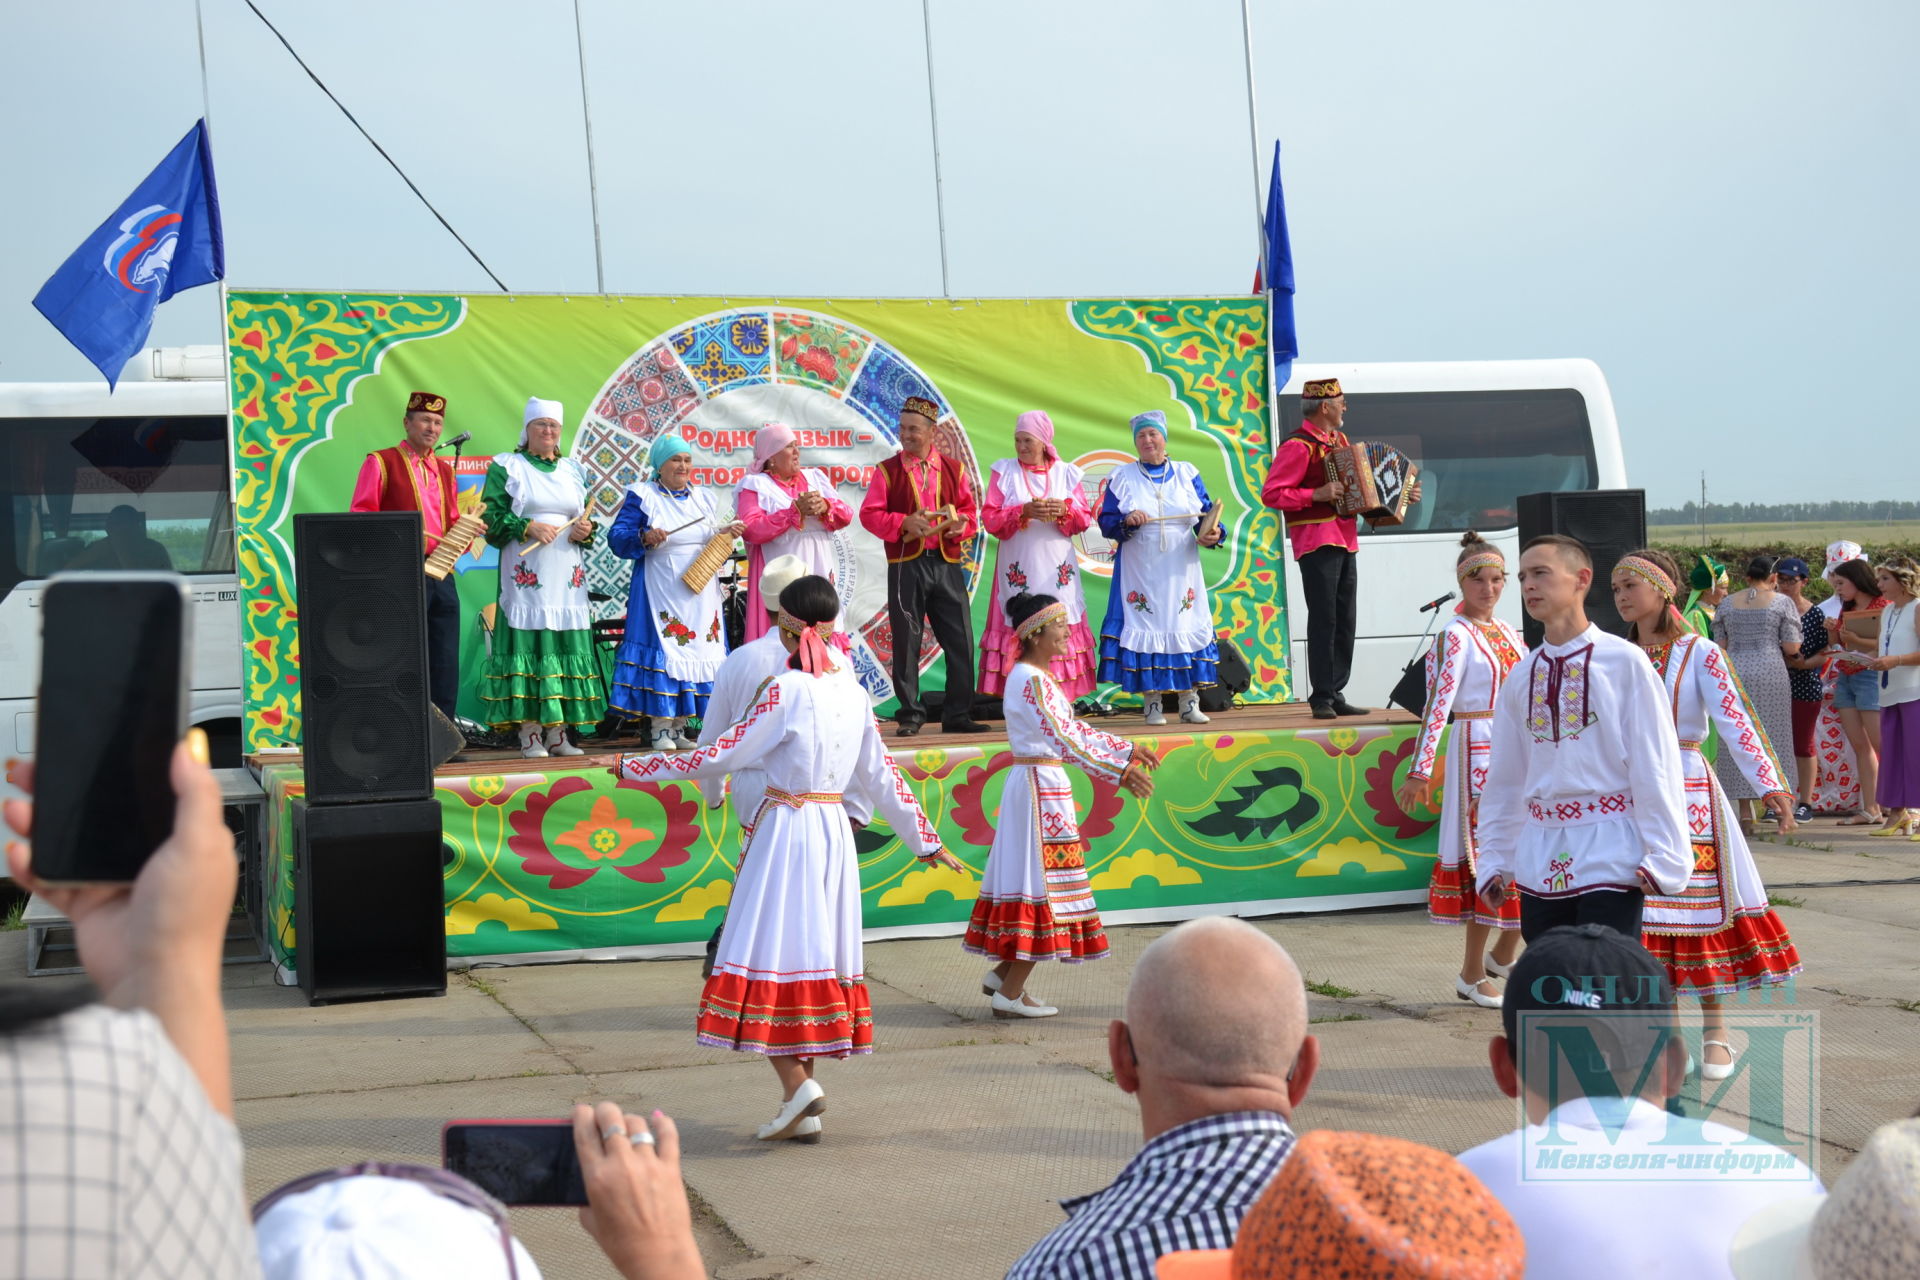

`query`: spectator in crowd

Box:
[1152,1130,1524,1280]
[1712,555,1801,827]
[253,1166,543,1279]
[1776,558,1825,821]
[0,731,262,1278]
[1457,924,1821,1279]
[1826,558,1887,826]
[69,503,175,571]
[1006,917,1319,1280]
[1683,553,1731,636]
[1728,1116,1920,1280]
[1866,555,1920,838]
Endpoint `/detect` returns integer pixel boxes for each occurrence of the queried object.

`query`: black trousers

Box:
[886,551,976,727]
[1518,888,1646,943]
[1298,544,1358,705]
[425,571,461,723]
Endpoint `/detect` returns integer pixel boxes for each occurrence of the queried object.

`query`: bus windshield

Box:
[0,415,234,593]
[1275,388,1597,534]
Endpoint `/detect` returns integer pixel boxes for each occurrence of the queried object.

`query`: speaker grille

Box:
[294,512,433,803]
[1516,489,1648,648]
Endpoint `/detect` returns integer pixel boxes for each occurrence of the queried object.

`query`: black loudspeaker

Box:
[1516,489,1648,647]
[293,797,447,1003]
[294,512,433,803]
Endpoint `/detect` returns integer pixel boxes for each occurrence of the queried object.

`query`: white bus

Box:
[1272,358,1627,705]
[0,347,241,784]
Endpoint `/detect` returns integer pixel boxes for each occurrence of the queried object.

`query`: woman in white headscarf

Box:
[478,397,606,758]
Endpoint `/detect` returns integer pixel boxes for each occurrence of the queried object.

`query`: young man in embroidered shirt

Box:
[1005,917,1318,1280]
[1458,923,1820,1279]
[1476,535,1692,941]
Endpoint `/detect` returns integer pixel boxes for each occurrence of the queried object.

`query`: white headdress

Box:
[520,397,564,448]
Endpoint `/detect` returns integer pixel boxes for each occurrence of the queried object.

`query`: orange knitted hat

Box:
[1157,1130,1524,1280]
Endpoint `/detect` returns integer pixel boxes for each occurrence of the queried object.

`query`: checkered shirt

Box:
[0,1004,260,1278]
[1004,1111,1296,1280]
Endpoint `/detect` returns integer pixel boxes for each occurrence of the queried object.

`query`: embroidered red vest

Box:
[1280,423,1349,528]
[373,446,458,548]
[879,452,969,564]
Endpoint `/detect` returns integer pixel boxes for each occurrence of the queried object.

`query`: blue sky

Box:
[3,0,1912,508]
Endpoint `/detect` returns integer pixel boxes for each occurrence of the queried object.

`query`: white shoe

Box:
[545,726,584,757]
[1143,695,1167,727]
[1178,691,1211,725]
[790,1115,823,1145]
[981,969,1003,996]
[650,730,676,752]
[756,1078,826,1140]
[671,718,698,750]
[991,990,1059,1019]
[519,722,549,759]
[1454,975,1502,1009]
[1484,954,1516,980]
[1701,1039,1738,1082]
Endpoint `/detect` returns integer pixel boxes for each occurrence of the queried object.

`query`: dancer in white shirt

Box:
[619,576,960,1143]
[1396,534,1526,1008]
[1476,536,1692,940]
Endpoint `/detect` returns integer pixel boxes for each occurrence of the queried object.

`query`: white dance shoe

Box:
[1483,954,1515,980]
[1143,695,1167,727]
[790,1116,823,1144]
[650,729,676,752]
[1178,691,1211,725]
[1701,1039,1739,1082]
[519,722,549,759]
[545,726,584,757]
[671,718,698,750]
[757,1078,826,1140]
[1454,975,1502,1009]
[981,969,1003,996]
[991,991,1059,1019]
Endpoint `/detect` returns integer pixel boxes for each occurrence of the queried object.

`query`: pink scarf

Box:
[1015,410,1058,465]
[753,421,797,473]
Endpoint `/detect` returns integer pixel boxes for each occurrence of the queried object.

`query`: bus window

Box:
[1273,389,1596,534]
[0,415,233,592]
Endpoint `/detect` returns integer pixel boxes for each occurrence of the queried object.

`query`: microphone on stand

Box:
[436,431,472,451]
[1419,591,1457,614]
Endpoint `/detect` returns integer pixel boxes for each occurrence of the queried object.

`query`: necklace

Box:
[1019,461,1051,501]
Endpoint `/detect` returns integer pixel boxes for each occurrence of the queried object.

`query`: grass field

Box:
[1647,519,1920,548]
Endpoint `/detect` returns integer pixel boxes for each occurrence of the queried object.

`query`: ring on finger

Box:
[629,1131,656,1147]
[600,1124,627,1142]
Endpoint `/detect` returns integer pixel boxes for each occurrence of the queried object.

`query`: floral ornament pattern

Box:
[1361,738,1437,840]
[439,772,544,808]
[570,564,586,590]
[705,613,722,643]
[1005,561,1028,591]
[730,315,770,357]
[1056,562,1075,588]
[948,750,1124,849]
[513,562,540,589]
[1179,587,1197,613]
[1126,589,1153,615]
[507,775,698,890]
[658,610,696,646]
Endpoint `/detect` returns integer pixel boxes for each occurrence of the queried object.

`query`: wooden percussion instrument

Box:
[424,512,487,579]
[1326,441,1419,527]
[681,530,739,592]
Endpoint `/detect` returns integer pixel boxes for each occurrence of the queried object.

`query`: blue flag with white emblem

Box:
[33,120,224,388]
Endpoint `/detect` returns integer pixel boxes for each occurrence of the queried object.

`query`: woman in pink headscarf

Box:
[979,411,1096,699]
[735,421,854,640]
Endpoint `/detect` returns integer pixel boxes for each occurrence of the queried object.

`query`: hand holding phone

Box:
[571,1103,704,1280]
[443,1120,589,1206]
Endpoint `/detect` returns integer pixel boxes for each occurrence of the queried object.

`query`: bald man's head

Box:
[1124,917,1308,1087]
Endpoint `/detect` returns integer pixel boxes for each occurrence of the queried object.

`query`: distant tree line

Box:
[1649,500,1920,525]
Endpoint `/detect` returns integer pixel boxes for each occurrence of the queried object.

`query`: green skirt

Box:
[478,623,607,730]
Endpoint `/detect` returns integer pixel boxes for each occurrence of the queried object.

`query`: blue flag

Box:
[33,120,224,388]
[1253,140,1297,391]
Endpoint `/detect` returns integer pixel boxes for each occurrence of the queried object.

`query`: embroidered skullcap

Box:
[648,431,691,474]
[1154,1130,1524,1280]
[406,390,446,415]
[1130,410,1167,437]
[1301,377,1343,400]
[519,396,563,448]
[752,421,797,472]
[1825,540,1865,577]
[758,554,809,612]
[1014,410,1058,464]
[900,395,941,424]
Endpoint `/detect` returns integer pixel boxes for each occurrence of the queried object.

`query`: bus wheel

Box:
[197,718,243,769]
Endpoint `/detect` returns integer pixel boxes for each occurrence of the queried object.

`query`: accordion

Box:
[1325,442,1419,527]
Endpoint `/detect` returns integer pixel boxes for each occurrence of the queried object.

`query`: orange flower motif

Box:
[553,795,655,862]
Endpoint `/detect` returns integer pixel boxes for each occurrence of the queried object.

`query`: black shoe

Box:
[1332,698,1370,717]
[1793,803,1814,823]
[943,719,991,733]
[895,723,922,738]
[1310,701,1338,720]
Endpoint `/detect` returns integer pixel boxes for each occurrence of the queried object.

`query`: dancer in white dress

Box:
[962,592,1157,1019]
[619,576,959,1142]
[1395,534,1526,1009]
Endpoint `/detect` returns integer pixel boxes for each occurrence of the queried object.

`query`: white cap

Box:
[760,554,810,614]
[254,1174,543,1280]
[520,397,564,447]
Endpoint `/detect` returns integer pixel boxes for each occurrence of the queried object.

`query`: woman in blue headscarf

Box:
[609,432,744,750]
[1095,410,1227,725]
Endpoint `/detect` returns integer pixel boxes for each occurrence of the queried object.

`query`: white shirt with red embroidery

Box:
[1476,625,1692,899]
[1407,614,1525,872]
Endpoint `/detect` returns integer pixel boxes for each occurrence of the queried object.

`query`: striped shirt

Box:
[1004,1111,1296,1280]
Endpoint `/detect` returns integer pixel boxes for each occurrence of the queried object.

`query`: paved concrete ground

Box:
[7,815,1915,1278]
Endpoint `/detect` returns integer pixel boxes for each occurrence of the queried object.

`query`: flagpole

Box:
[918,0,952,298]
[1239,0,1267,286]
[572,0,607,295]
[193,0,214,125]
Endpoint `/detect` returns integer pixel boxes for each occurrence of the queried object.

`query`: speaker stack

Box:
[292,512,447,1004]
[1516,489,1649,648]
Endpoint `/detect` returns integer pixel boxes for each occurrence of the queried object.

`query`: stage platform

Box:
[252,702,1442,982]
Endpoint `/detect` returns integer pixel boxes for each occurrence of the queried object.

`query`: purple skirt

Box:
[1879,698,1920,809]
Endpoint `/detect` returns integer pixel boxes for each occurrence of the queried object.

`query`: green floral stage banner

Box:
[228,293,1295,751]
[261,721,1442,973]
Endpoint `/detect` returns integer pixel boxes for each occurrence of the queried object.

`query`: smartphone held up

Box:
[443,1120,588,1206]
[29,573,192,885]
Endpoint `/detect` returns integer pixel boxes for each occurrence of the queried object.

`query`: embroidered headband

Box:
[1456,550,1505,582]
[1014,601,1068,641]
[776,609,839,677]
[1616,555,1678,601]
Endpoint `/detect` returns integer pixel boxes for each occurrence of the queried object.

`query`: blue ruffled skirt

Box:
[1094,551,1219,693]
[609,570,716,720]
